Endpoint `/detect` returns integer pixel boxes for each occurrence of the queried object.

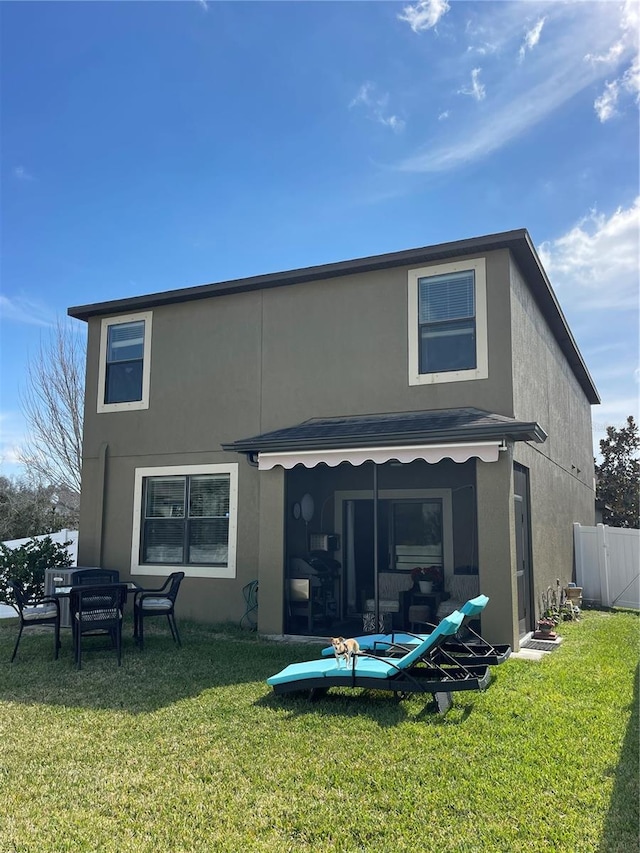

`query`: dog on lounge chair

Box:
[330,637,359,667]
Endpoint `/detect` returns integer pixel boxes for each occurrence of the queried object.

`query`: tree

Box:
[19,319,85,495]
[595,415,640,528]
[0,476,78,541]
[0,535,73,599]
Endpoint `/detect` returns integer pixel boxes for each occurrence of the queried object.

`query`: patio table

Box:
[51,582,141,630]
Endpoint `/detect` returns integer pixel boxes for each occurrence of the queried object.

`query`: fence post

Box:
[596,523,611,607]
[573,523,584,589]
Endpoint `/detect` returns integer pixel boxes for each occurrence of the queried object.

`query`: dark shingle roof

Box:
[222,408,547,454]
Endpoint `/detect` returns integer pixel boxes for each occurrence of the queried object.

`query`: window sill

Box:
[132,565,236,579]
[409,365,488,386]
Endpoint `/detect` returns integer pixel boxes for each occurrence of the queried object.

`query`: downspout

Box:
[245,452,259,468]
[95,442,108,566]
[373,462,379,631]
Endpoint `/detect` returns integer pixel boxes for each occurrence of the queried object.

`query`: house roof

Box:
[68,228,600,404]
[222,408,547,456]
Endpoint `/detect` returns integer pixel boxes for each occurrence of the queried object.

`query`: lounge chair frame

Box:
[269,610,491,714]
[322,595,511,667]
[271,653,490,714]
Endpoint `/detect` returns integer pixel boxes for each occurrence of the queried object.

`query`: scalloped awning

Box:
[257,441,503,470]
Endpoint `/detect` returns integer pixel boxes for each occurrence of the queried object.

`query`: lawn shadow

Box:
[256,686,475,726]
[0,619,305,714]
[598,663,639,853]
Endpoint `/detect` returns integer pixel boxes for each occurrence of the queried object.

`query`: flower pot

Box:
[418,581,433,594]
[565,586,583,604]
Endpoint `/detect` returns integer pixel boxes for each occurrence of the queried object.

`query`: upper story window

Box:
[97,311,152,412]
[408,258,488,386]
[131,463,238,579]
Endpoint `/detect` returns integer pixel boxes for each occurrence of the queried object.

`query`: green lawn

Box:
[0,610,637,853]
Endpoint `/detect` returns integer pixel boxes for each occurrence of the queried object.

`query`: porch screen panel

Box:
[393,500,443,570]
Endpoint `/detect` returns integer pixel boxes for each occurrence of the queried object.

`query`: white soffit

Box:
[257,441,503,470]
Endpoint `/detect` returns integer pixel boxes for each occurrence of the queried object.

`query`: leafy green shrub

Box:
[0,536,73,600]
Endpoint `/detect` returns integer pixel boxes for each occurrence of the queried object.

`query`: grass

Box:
[0,610,637,853]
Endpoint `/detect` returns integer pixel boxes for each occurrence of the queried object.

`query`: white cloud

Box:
[379,114,406,132]
[458,67,485,101]
[538,198,640,311]
[519,17,546,62]
[0,412,28,476]
[438,110,450,121]
[13,165,34,181]
[196,0,208,10]
[0,295,55,327]
[396,2,637,174]
[398,0,450,34]
[623,54,640,100]
[594,80,620,122]
[349,82,405,133]
[349,82,374,109]
[593,55,639,122]
[588,0,639,121]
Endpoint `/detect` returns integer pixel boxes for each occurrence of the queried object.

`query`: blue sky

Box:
[1,0,638,477]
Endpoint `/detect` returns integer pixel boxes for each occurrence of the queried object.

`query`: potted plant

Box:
[411,566,442,594]
[536,617,556,635]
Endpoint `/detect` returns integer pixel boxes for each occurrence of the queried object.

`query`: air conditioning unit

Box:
[44,567,79,628]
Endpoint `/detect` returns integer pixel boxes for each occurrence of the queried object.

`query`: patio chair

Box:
[268,610,491,714]
[133,571,184,650]
[321,594,511,666]
[7,579,61,663]
[69,583,128,670]
[73,567,120,586]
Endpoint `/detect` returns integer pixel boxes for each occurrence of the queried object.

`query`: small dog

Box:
[331,636,360,668]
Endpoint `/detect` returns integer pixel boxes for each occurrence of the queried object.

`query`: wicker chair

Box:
[69,583,128,670]
[72,568,120,586]
[133,571,184,650]
[7,579,61,663]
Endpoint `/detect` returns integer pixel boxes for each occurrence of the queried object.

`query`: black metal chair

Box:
[73,568,120,586]
[134,572,185,650]
[69,583,127,670]
[7,579,61,663]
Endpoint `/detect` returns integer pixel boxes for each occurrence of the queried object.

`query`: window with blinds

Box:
[105,319,145,404]
[418,269,477,373]
[141,473,231,566]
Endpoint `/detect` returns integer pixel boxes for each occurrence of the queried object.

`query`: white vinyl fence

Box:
[0,530,78,619]
[573,523,640,610]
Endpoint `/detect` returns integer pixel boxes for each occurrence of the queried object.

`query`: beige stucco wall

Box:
[509,256,596,623]
[77,248,516,625]
[476,447,517,646]
[75,246,596,641]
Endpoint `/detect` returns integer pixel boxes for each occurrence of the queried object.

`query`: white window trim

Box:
[97,311,153,413]
[130,462,239,579]
[408,257,488,386]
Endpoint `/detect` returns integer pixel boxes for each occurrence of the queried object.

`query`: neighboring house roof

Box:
[223,408,547,455]
[67,229,599,405]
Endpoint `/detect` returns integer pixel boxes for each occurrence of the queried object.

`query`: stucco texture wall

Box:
[509,257,596,619]
[77,248,516,626]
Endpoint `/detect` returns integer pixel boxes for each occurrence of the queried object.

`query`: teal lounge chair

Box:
[267,610,491,714]
[321,595,511,667]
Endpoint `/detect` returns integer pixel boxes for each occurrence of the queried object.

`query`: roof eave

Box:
[67,229,529,321]
[67,227,600,405]
[222,421,547,455]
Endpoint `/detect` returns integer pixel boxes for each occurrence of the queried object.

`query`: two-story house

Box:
[68,229,599,649]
